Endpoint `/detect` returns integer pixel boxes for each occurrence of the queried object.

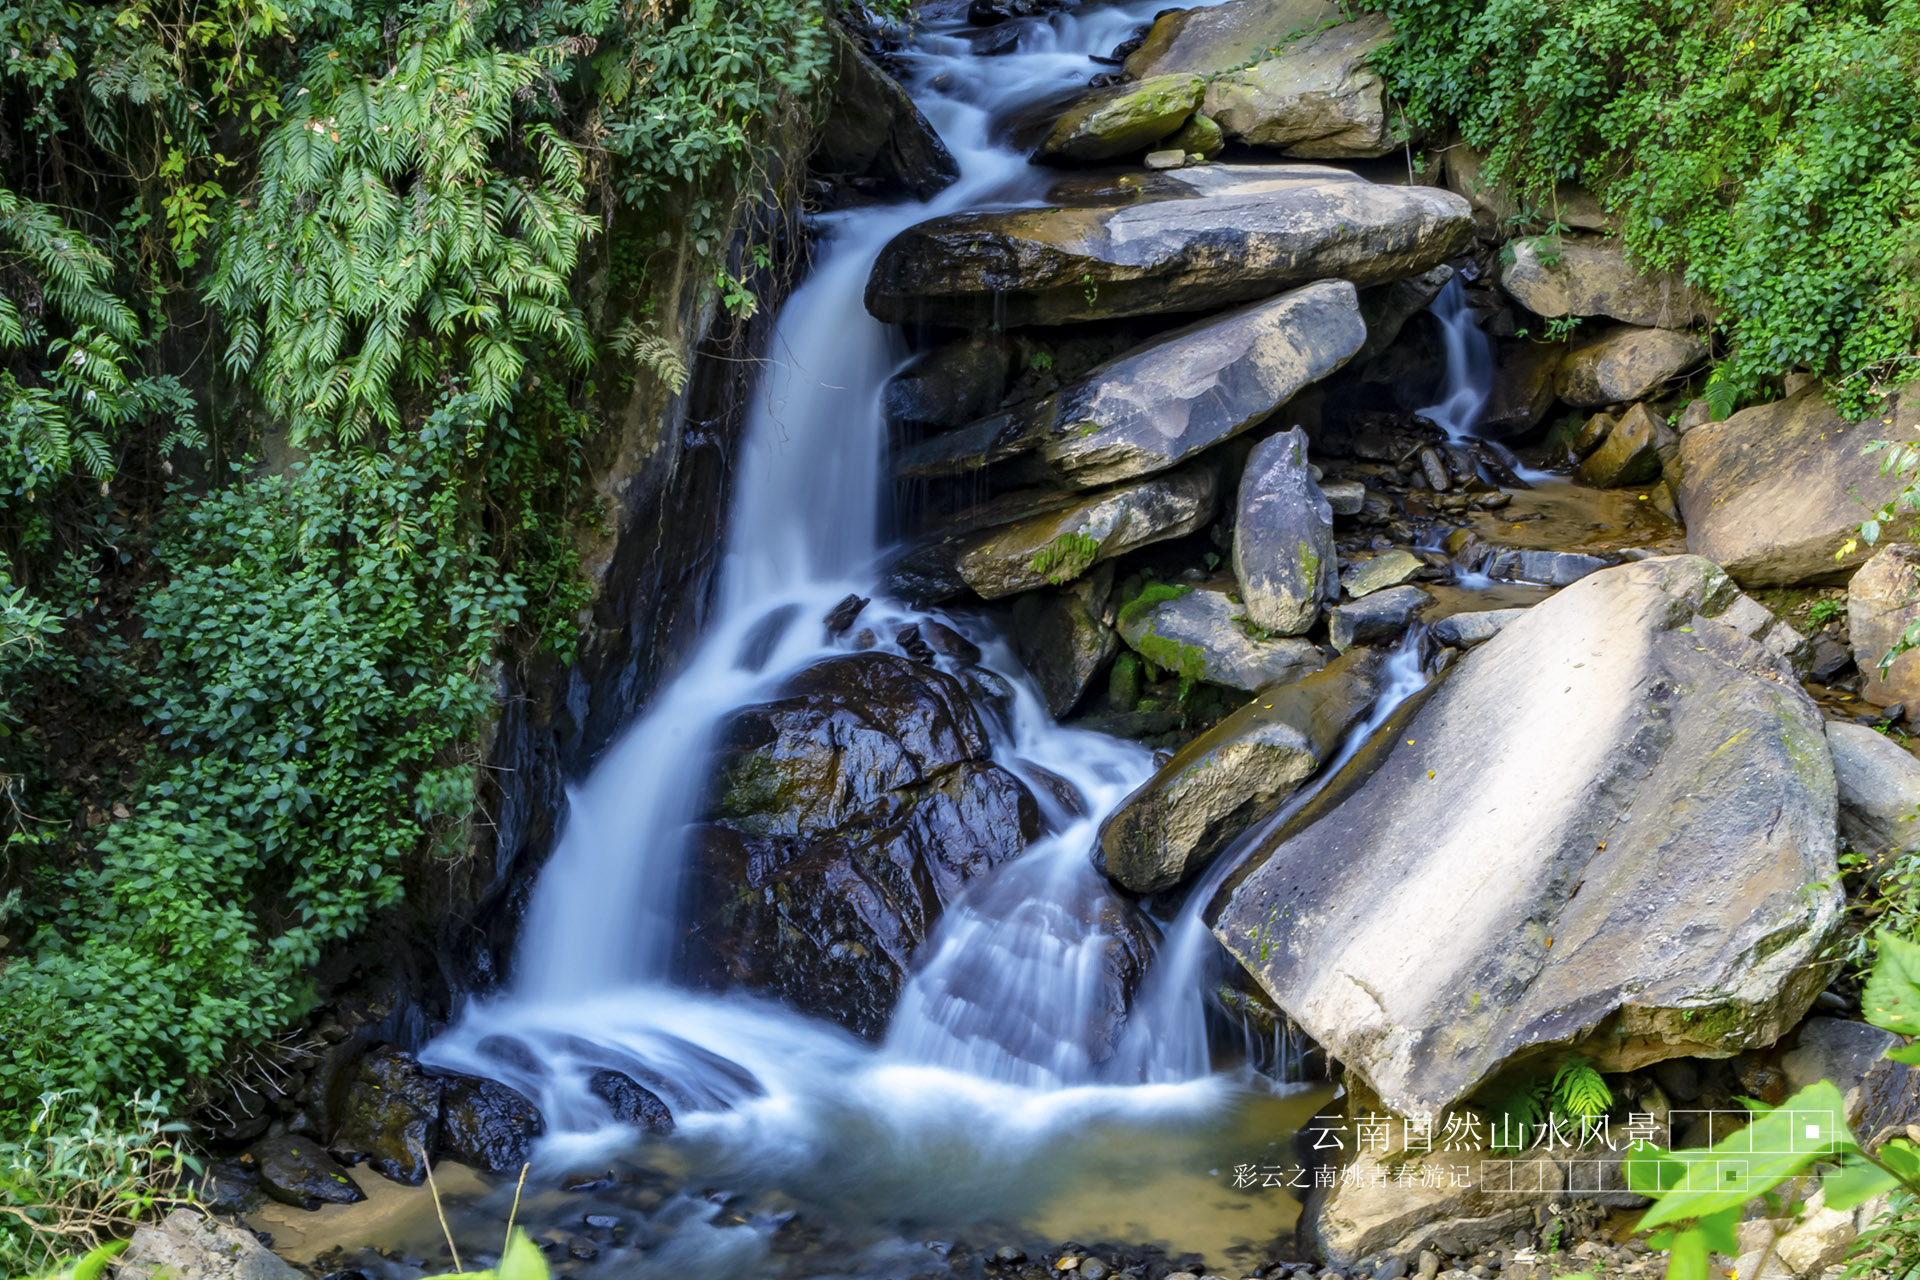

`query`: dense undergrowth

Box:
[0,0,882,1265]
[1373,0,1920,415]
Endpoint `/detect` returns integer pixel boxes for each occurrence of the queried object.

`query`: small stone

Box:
[1331,585,1430,653]
[1146,148,1188,169]
[583,1214,620,1231]
[1324,479,1367,515]
[996,1246,1030,1265]
[568,1237,599,1261]
[1377,1261,1409,1280]
[1341,548,1425,597]
[1082,1261,1111,1280]
[1418,1252,1442,1279]
[824,593,869,636]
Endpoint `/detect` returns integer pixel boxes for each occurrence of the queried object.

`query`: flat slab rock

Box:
[1212,556,1842,1116]
[865,164,1472,327]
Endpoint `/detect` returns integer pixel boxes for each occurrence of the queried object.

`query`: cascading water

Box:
[420,5,1437,1272]
[1418,276,1495,439]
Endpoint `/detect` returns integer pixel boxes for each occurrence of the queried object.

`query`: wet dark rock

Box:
[1013,566,1120,717]
[690,653,1042,1036]
[331,1050,443,1184]
[1483,548,1609,588]
[884,335,1016,432]
[815,27,959,201]
[439,1074,545,1173]
[587,1070,677,1134]
[1329,584,1430,653]
[824,593,869,637]
[249,1134,367,1209]
[1479,341,1565,439]
[194,1159,262,1215]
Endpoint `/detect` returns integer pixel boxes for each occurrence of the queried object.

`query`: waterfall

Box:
[1419,276,1496,438]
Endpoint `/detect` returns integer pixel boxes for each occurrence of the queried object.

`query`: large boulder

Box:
[246,1135,366,1210]
[1097,648,1385,893]
[1213,556,1842,1117]
[331,1050,443,1184]
[1554,326,1708,407]
[1676,390,1920,587]
[813,27,958,199]
[1576,403,1675,489]
[1826,720,1920,872]
[1125,0,1346,78]
[1500,236,1712,328]
[1117,583,1327,692]
[1848,543,1920,707]
[1203,14,1403,158]
[1234,427,1338,636]
[689,653,1041,1037]
[955,465,1217,598]
[1012,565,1120,717]
[865,164,1473,327]
[118,1210,301,1280]
[1036,74,1204,163]
[438,1074,544,1174]
[1780,1017,1920,1137]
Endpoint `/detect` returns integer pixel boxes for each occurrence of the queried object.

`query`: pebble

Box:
[1377,1261,1409,1280]
[582,1214,619,1231]
[1081,1261,1109,1280]
[1418,1251,1442,1279]
[997,1246,1029,1264]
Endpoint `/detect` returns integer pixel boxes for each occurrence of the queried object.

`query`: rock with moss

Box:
[1115,582,1326,692]
[1097,648,1386,893]
[691,652,1041,1037]
[1213,555,1842,1117]
[330,1050,443,1184]
[1500,235,1713,328]
[1125,0,1347,78]
[1203,14,1404,158]
[955,466,1216,598]
[1235,427,1337,636]
[248,1134,366,1210]
[1340,548,1425,598]
[1012,564,1120,717]
[865,164,1473,327]
[1677,388,1920,587]
[897,281,1365,489]
[1554,326,1708,408]
[1163,110,1225,158]
[1036,73,1204,163]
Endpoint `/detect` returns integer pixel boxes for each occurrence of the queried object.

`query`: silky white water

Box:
[421,4,1432,1270]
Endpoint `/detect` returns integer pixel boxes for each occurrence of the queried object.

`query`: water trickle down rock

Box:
[865,164,1472,328]
[685,652,1042,1037]
[1235,427,1338,637]
[1212,556,1842,1118]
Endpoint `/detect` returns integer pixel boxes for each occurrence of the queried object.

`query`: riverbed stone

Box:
[1097,648,1386,893]
[1445,146,1611,235]
[1214,556,1843,1116]
[1677,390,1920,587]
[1117,584,1327,692]
[1849,543,1920,707]
[1501,236,1712,328]
[248,1134,367,1209]
[1483,547,1610,587]
[693,653,1042,1037]
[1576,403,1675,488]
[955,466,1216,598]
[119,1209,301,1280]
[1555,327,1708,408]
[865,164,1473,327]
[439,1074,545,1174]
[331,1050,442,1184]
[1826,721,1920,871]
[1037,73,1204,163]
[1330,584,1430,652]
[588,1070,675,1133]
[1235,427,1338,636]
[1203,13,1403,158]
[1431,607,1526,649]
[1126,0,1346,78]
[815,26,959,200]
[1012,564,1120,717]
[1341,548,1425,598]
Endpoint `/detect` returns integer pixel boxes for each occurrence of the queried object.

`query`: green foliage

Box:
[1841,1192,1920,1280]
[1629,933,1920,1280]
[1373,0,1920,411]
[0,1091,187,1274]
[1485,1055,1613,1154]
[1028,531,1102,586]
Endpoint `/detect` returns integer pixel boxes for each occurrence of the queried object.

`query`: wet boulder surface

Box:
[687,651,1043,1037]
[1213,556,1843,1116]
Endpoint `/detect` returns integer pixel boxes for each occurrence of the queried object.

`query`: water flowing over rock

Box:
[1098,648,1385,894]
[1848,543,1920,707]
[1677,389,1920,587]
[864,164,1473,327]
[896,281,1364,488]
[1203,14,1403,158]
[1036,74,1204,163]
[1500,236,1713,328]
[688,652,1042,1036]
[1554,326,1708,408]
[1234,426,1338,636]
[1213,556,1842,1117]
[1125,0,1347,78]
[1329,584,1429,652]
[955,465,1217,598]
[1117,583,1327,691]
[813,27,960,200]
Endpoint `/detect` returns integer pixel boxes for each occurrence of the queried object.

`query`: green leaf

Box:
[1823,1156,1902,1209]
[496,1228,550,1280]
[1633,1081,1856,1231]
[1863,932,1920,1036]
[1661,1226,1711,1280]
[72,1240,131,1280]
